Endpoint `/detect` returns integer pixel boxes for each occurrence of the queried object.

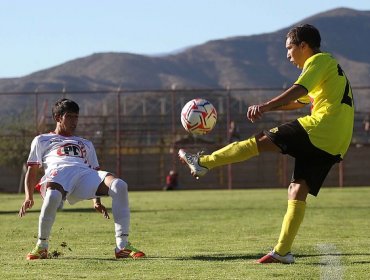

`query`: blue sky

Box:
[1,0,369,78]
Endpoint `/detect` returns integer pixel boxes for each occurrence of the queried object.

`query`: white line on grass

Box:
[316,243,343,280]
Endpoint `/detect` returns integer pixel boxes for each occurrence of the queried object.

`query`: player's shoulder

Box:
[310,52,336,65]
[29,133,56,150]
[33,132,57,142]
[72,134,91,142]
[72,135,94,146]
[302,53,337,78]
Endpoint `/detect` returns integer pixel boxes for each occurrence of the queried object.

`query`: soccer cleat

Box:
[26,246,48,260]
[178,149,208,179]
[115,243,145,259]
[257,250,295,264]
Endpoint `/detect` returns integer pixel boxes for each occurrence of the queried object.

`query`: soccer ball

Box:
[180,98,217,135]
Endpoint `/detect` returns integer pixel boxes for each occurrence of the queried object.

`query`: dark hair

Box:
[286,24,321,49]
[52,98,79,120]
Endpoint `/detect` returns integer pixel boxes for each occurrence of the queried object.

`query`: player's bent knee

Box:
[108,178,128,197]
[45,189,63,204]
[40,189,63,219]
[288,181,309,201]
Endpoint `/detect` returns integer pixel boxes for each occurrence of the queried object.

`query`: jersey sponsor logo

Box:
[57,144,85,158]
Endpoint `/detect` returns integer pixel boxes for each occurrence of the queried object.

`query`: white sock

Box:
[37,188,62,248]
[36,238,48,249]
[108,179,130,250]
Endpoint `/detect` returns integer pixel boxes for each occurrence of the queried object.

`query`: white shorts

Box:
[39,166,109,205]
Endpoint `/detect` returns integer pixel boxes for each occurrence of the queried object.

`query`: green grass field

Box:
[1,187,370,280]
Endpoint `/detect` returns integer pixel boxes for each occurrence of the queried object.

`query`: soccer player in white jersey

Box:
[19,98,145,260]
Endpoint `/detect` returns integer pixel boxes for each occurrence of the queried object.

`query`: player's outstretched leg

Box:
[27,188,62,260]
[179,137,259,178]
[108,178,145,259]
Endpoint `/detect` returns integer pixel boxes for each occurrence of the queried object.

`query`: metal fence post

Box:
[339,161,344,187]
[226,88,232,190]
[116,90,121,177]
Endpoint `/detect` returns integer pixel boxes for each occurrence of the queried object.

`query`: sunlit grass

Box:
[1,187,370,279]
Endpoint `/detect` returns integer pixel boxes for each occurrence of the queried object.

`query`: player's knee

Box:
[288,183,299,197]
[108,178,128,197]
[45,188,63,204]
[288,181,308,200]
[40,189,63,218]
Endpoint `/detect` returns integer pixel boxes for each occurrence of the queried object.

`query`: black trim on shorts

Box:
[263,120,341,196]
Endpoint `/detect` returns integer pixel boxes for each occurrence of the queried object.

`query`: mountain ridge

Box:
[0,7,369,93]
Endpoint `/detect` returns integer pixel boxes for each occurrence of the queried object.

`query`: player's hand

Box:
[94,202,110,219]
[246,105,264,122]
[19,199,34,217]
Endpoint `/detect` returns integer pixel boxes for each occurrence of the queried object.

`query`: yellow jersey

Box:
[295,53,354,158]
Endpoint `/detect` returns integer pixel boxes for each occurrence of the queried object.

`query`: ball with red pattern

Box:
[180,98,217,135]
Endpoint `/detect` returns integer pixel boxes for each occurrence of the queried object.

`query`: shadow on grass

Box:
[0,206,260,215]
[59,254,261,262]
[183,254,261,261]
[155,252,370,264]
[0,208,99,215]
[178,253,370,263]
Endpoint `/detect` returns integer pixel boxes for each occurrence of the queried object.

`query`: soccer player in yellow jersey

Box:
[179,24,354,264]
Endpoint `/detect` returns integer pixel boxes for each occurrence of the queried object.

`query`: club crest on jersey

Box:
[57,144,85,158]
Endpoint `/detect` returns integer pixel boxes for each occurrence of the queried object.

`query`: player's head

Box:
[52,98,79,121]
[285,24,321,69]
[286,24,321,50]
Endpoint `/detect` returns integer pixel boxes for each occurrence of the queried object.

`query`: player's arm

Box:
[19,165,39,217]
[247,84,308,122]
[86,141,109,219]
[270,100,307,111]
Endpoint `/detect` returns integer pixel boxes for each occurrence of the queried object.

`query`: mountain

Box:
[0,7,369,93]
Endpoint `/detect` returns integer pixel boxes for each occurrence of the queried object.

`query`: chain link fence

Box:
[1,87,370,192]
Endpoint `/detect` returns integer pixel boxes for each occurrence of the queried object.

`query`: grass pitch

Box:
[1,187,370,279]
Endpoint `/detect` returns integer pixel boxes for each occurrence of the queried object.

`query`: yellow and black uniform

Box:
[296,52,354,158]
[264,53,354,195]
[189,26,353,261]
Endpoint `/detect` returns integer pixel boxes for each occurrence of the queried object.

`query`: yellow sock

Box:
[199,137,259,169]
[274,200,306,256]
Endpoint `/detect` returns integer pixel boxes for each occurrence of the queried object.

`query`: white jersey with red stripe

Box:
[27,132,100,172]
